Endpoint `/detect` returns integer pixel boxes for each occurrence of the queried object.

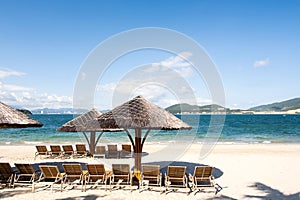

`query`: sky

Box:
[0,0,299,111]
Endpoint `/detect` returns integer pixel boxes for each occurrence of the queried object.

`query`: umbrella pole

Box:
[134,128,142,181]
[89,131,96,155]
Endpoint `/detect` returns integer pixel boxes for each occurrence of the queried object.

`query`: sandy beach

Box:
[0,143,299,200]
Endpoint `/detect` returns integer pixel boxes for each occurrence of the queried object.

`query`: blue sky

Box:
[0,0,299,110]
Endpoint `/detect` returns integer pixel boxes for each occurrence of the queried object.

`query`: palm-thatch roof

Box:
[0,101,43,128]
[87,95,192,130]
[56,108,102,132]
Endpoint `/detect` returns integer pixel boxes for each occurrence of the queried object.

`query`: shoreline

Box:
[1,140,300,146]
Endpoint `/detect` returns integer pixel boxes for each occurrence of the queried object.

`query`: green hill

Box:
[249,98,300,111]
[165,103,228,114]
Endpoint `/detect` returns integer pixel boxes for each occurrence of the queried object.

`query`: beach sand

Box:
[0,143,299,199]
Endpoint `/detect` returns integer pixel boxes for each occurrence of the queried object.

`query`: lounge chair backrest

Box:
[76,144,86,151]
[112,164,130,175]
[194,166,213,178]
[95,146,106,154]
[62,145,74,152]
[0,162,13,179]
[87,164,105,175]
[168,166,186,178]
[142,165,160,176]
[50,145,62,153]
[63,164,82,175]
[122,144,131,152]
[36,145,48,153]
[108,144,118,152]
[39,166,60,179]
[15,163,35,174]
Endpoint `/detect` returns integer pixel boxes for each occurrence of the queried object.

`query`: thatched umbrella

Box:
[87,95,192,179]
[57,108,121,154]
[0,101,43,128]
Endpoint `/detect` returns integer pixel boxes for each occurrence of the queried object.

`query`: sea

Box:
[0,114,300,145]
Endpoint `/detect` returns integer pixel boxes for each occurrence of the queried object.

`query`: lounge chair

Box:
[93,146,106,159]
[140,165,162,192]
[62,164,87,191]
[13,163,39,192]
[0,162,14,188]
[106,144,119,158]
[35,165,65,192]
[75,144,88,158]
[84,164,111,191]
[110,164,132,191]
[120,144,132,158]
[189,166,216,194]
[34,145,51,160]
[62,145,75,158]
[50,145,63,159]
[164,166,188,194]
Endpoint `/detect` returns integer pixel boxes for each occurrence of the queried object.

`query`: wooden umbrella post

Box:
[134,128,142,180]
[90,131,96,155]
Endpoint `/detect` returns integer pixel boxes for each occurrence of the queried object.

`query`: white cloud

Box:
[0,68,26,78]
[153,51,194,77]
[160,52,192,68]
[253,58,270,68]
[0,91,72,110]
[0,68,73,110]
[0,81,32,91]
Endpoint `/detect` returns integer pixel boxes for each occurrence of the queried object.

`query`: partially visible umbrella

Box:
[0,101,43,128]
[87,95,192,179]
[57,108,121,154]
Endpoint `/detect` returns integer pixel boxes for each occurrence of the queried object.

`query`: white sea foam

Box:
[262,141,272,144]
[23,141,42,145]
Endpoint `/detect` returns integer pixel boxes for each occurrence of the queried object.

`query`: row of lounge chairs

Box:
[35,144,133,160]
[0,162,217,194]
[35,144,88,160]
[94,144,132,159]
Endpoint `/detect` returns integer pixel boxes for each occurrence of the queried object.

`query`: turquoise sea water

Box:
[0,114,299,145]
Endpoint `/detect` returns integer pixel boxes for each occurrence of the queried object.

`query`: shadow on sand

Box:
[244,182,299,200]
[56,194,107,200]
[142,160,223,179]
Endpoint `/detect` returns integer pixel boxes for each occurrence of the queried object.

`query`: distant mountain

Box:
[165,103,200,113]
[249,98,300,111]
[31,108,109,114]
[165,103,228,114]
[32,108,89,114]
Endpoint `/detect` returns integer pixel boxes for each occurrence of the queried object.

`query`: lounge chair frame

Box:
[35,165,65,192]
[75,144,88,158]
[13,163,38,192]
[0,162,14,188]
[110,164,132,191]
[34,145,51,160]
[62,145,75,159]
[62,164,86,191]
[120,144,132,158]
[106,144,119,158]
[164,166,188,194]
[189,166,216,194]
[50,145,63,159]
[85,164,111,191]
[93,146,106,159]
[140,165,162,192]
